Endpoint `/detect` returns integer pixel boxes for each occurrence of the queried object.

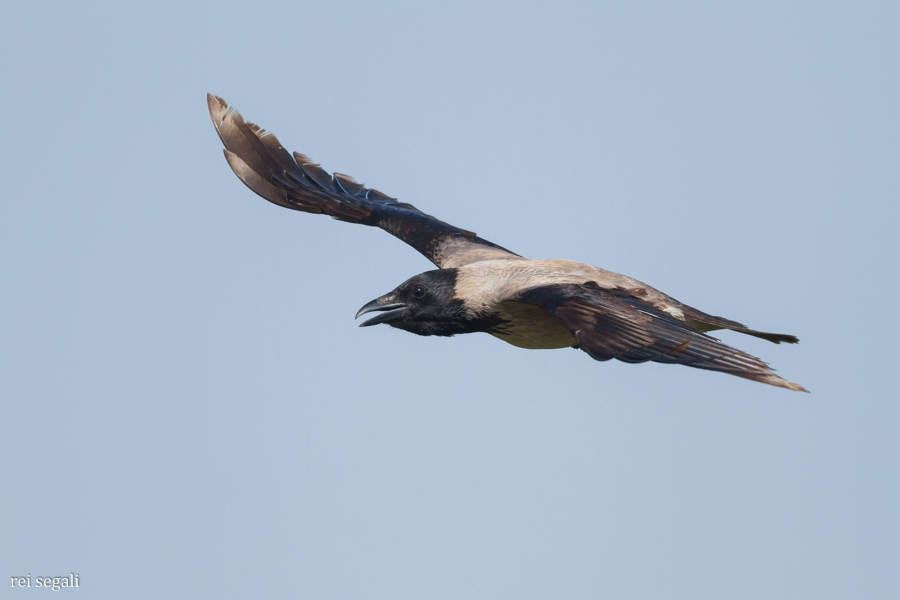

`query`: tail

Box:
[680,306,800,344]
[727,327,798,345]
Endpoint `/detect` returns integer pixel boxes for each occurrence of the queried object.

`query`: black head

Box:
[356,269,492,337]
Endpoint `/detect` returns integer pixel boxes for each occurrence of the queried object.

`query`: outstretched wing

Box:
[208,95,519,269]
[514,283,808,392]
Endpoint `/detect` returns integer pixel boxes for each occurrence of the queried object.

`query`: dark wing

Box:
[208,95,519,269]
[515,283,808,392]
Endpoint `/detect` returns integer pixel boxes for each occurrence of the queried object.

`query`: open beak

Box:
[355,297,407,327]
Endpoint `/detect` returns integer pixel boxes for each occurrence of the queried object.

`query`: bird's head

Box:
[356,269,490,337]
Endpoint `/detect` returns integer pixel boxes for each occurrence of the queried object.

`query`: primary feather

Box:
[208,94,518,268]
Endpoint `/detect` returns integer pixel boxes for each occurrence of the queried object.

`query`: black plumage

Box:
[208,95,807,392]
[208,95,517,269]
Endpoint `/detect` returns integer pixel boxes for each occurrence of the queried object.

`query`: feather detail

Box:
[514,283,808,392]
[208,94,519,268]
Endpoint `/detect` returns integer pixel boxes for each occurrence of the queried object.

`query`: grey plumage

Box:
[208,95,807,392]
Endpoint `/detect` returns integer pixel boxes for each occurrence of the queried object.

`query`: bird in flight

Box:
[208,94,807,392]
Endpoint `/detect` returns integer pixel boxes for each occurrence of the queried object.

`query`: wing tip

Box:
[780,379,810,393]
[222,149,290,207]
[207,93,227,122]
[741,371,809,393]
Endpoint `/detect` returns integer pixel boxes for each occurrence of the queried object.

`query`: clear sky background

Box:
[2,1,898,598]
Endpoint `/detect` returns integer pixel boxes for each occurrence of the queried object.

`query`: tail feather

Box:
[730,328,799,345]
[680,305,800,344]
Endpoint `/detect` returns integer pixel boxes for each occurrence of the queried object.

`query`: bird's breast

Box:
[488,301,576,349]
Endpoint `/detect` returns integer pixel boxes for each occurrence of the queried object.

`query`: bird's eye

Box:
[412,286,426,298]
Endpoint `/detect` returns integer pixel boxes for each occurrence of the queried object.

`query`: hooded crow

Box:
[208,95,807,392]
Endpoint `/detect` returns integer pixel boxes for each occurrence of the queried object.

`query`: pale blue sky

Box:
[2,2,898,598]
